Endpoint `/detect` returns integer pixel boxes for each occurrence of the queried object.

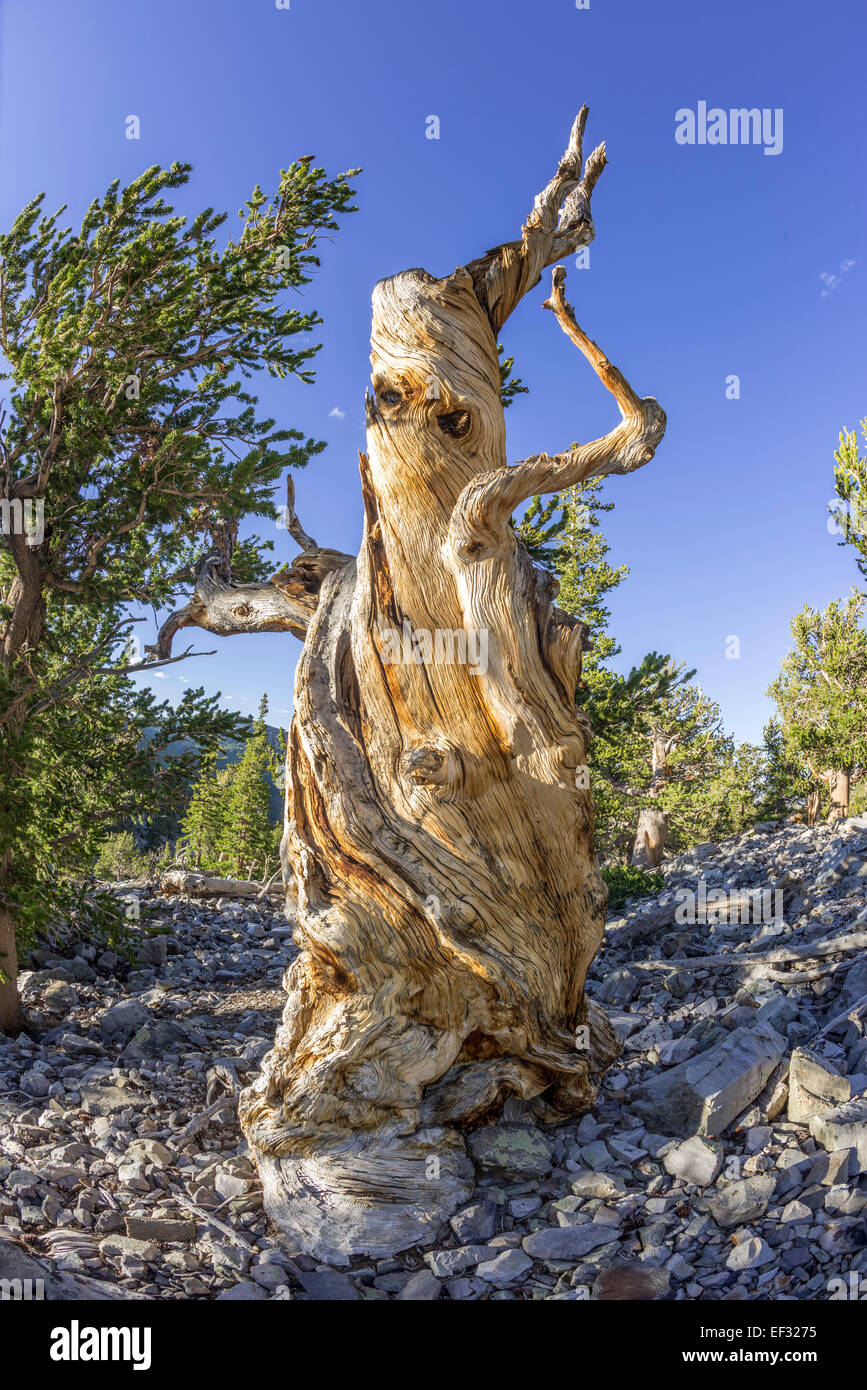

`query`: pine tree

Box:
[223,696,277,878]
[180,749,228,869]
[831,418,867,578]
[759,717,816,822]
[518,482,688,859]
[767,592,867,821]
[0,155,357,1029]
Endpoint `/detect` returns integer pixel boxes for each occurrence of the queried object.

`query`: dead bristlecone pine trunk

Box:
[155,108,665,1262]
[826,770,850,823]
[631,808,669,870]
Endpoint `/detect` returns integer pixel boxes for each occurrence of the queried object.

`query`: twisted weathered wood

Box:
[147,546,350,657]
[167,110,665,1260]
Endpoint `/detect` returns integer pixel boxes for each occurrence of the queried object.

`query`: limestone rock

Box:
[99,1000,148,1040]
[631,1024,784,1137]
[810,1096,867,1172]
[726,1236,774,1271]
[475,1248,532,1287]
[449,1200,497,1244]
[397,1269,442,1300]
[706,1175,777,1229]
[787,1047,850,1123]
[124,1216,196,1243]
[522,1224,617,1261]
[663,1136,724,1186]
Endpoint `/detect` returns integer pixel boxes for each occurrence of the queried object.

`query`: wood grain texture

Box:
[186,110,664,1260]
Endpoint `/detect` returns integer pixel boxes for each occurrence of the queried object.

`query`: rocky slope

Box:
[1,815,866,1300]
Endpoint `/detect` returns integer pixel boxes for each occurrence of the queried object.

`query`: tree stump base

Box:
[254,1127,475,1265]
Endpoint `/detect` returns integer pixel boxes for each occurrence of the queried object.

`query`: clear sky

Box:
[1,0,865,741]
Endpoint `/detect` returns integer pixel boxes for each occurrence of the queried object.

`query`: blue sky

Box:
[1,0,865,740]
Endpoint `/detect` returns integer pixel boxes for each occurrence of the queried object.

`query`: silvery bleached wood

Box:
[156,108,666,1260]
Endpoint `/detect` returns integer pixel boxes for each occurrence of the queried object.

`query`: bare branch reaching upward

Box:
[282,473,318,552]
[466,106,607,334]
[450,266,665,557]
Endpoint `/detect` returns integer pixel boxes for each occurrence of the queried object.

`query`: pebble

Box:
[475,1249,533,1286]
[726,1237,775,1271]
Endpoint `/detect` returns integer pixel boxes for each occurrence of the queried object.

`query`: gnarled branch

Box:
[146,547,350,659]
[450,266,666,558]
[281,473,318,553]
[466,106,607,334]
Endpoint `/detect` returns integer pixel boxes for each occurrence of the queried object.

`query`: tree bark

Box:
[0,557,47,1033]
[827,769,850,822]
[169,110,666,1261]
[630,808,669,869]
[806,785,821,826]
[0,908,22,1035]
[628,729,674,868]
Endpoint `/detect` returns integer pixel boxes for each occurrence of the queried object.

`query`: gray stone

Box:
[397,1269,442,1300]
[19,1069,50,1098]
[0,1232,135,1301]
[215,1280,269,1300]
[122,1019,188,1060]
[630,1024,785,1137]
[137,936,168,968]
[475,1248,532,1286]
[774,1156,814,1197]
[706,1175,777,1229]
[581,1140,614,1170]
[509,1195,542,1219]
[79,1083,140,1116]
[126,1139,175,1169]
[467,1123,554,1180]
[523,1224,617,1261]
[449,1199,497,1244]
[726,1237,774,1271]
[100,1235,159,1260]
[124,1217,196,1243]
[6,1169,40,1192]
[788,1047,850,1123]
[214,1172,250,1201]
[99,1000,148,1040]
[744,1125,773,1154]
[663,1136,724,1186]
[594,968,640,1006]
[810,1097,867,1171]
[571,1171,627,1200]
[817,1218,867,1256]
[657,1038,700,1067]
[424,1245,493,1278]
[842,956,867,1006]
[43,980,77,1013]
[295,1269,360,1301]
[780,1199,812,1223]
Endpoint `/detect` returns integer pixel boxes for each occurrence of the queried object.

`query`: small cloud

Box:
[152,672,168,679]
[179,676,190,683]
[820,259,856,297]
[329,406,346,420]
